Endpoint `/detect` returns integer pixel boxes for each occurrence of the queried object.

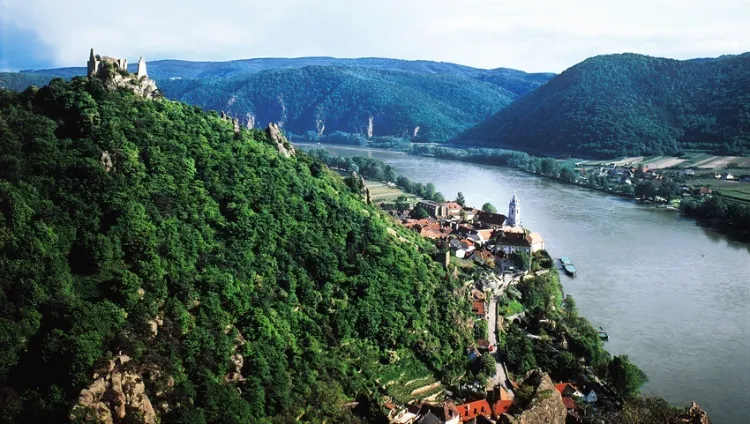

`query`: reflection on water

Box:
[297,143,750,424]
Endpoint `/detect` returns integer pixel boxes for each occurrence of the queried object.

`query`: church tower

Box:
[507,193,520,227]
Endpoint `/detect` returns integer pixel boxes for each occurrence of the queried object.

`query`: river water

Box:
[297,143,750,424]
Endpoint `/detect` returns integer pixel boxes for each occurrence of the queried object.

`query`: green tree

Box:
[608,355,649,398]
[482,203,497,213]
[480,353,496,377]
[563,295,577,321]
[511,251,531,271]
[560,167,576,182]
[412,205,430,219]
[456,192,466,206]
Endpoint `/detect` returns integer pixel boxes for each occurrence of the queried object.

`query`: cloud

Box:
[1,0,748,72]
[0,21,57,71]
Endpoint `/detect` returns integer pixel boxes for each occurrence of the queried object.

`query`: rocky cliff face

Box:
[681,401,710,424]
[266,122,296,158]
[93,61,160,99]
[69,354,173,424]
[500,370,566,424]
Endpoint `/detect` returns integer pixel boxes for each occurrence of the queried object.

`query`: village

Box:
[369,190,606,424]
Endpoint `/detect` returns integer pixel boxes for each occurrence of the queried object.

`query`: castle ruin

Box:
[87,48,148,79]
[86,48,157,98]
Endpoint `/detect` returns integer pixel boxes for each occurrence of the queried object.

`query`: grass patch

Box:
[374,353,442,404]
[501,300,524,316]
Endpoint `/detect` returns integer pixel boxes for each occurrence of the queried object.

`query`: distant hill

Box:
[1,57,554,142]
[455,53,750,158]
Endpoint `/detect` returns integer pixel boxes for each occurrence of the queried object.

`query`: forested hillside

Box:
[456,53,750,158]
[0,77,473,423]
[162,66,521,142]
[0,57,554,143]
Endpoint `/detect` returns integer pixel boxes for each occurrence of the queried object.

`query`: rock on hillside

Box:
[499,370,566,424]
[681,401,710,424]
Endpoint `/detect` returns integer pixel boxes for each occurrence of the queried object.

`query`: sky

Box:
[1,0,749,72]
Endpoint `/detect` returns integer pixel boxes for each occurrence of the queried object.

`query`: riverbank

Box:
[362,174,712,422]
[298,141,750,243]
[298,142,750,423]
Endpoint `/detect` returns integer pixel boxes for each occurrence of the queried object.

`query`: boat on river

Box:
[559,257,577,276]
[598,327,609,342]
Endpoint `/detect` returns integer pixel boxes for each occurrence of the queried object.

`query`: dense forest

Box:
[455,53,750,158]
[0,78,477,423]
[1,57,554,143]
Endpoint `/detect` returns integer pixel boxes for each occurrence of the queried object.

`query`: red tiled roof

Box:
[477,339,490,349]
[456,400,492,421]
[562,397,576,410]
[472,301,486,316]
[492,399,513,417]
[444,202,463,211]
[554,383,568,394]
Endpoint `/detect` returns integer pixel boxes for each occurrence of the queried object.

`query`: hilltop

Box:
[455,53,750,158]
[0,56,554,142]
[0,76,474,422]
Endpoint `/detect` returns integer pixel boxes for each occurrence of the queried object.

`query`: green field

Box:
[687,178,750,203]
[374,353,444,404]
[364,180,419,204]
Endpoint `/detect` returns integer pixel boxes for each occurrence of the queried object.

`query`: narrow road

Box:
[485,272,520,397]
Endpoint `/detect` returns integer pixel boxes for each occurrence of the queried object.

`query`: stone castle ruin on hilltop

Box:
[87,48,158,99]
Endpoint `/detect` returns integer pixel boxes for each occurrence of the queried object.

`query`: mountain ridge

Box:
[454,52,750,158]
[1,56,554,142]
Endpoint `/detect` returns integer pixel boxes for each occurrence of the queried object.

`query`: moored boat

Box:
[559,256,577,276]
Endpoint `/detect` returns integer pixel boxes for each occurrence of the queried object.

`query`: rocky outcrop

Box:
[88,50,159,99]
[70,354,173,424]
[316,119,325,136]
[681,401,710,424]
[367,116,374,138]
[266,122,296,158]
[225,353,245,384]
[500,370,566,424]
[101,151,113,172]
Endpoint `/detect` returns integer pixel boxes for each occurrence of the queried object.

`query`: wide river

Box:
[297,143,750,424]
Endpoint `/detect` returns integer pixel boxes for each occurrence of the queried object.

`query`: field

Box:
[363,180,419,204]
[374,354,444,404]
[674,154,750,169]
[687,178,750,203]
[566,154,750,171]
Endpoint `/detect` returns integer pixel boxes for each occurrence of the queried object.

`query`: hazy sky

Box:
[1,0,748,72]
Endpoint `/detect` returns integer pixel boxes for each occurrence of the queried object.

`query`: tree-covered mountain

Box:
[0,57,554,143]
[0,77,474,423]
[455,53,750,158]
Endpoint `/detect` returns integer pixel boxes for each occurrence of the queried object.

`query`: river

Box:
[297,143,750,424]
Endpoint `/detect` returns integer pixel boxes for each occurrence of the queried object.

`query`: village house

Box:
[461,207,480,222]
[417,402,461,424]
[470,249,499,268]
[471,300,486,318]
[450,239,476,258]
[699,186,713,196]
[443,202,463,216]
[526,232,545,252]
[467,229,494,246]
[455,399,492,422]
[418,200,448,218]
[476,212,506,229]
[387,403,421,424]
[494,233,532,256]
